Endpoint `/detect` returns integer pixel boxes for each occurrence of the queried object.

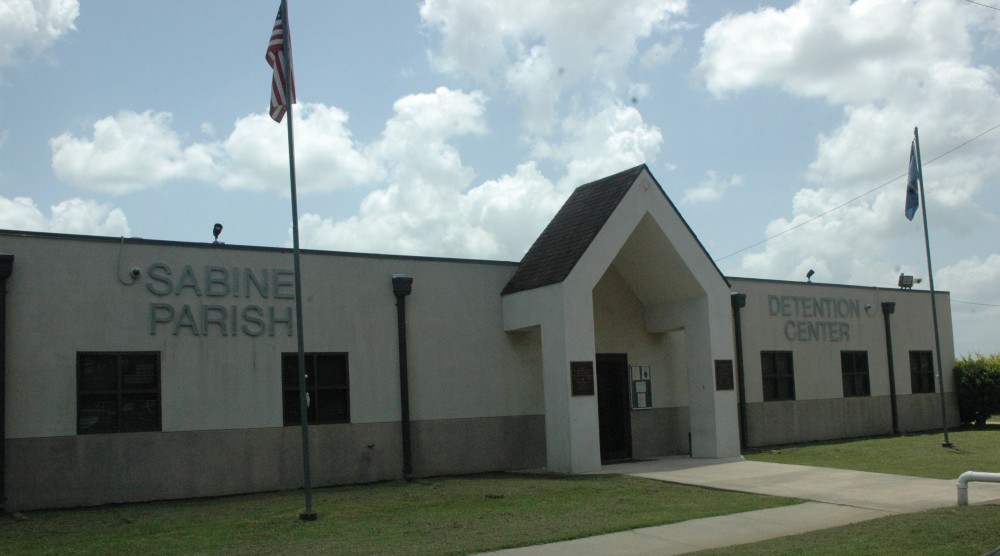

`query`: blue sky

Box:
[1,0,999,355]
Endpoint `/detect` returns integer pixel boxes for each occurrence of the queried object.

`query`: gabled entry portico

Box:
[501,165,740,474]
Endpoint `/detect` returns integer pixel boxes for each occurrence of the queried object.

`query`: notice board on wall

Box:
[630,365,652,410]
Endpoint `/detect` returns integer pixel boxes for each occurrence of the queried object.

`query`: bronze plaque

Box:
[570,361,594,396]
[715,360,734,391]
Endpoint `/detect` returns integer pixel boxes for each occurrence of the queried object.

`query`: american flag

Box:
[266,2,295,123]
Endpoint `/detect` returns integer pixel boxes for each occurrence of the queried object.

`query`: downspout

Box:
[731,293,748,450]
[881,302,899,435]
[392,274,414,481]
[0,254,13,511]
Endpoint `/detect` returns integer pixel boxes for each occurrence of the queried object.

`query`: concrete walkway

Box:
[481,457,1000,555]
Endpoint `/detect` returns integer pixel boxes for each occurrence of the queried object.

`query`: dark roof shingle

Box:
[501,164,645,295]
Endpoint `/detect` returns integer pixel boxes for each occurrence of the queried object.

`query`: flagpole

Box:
[913,126,952,448]
[280,0,317,520]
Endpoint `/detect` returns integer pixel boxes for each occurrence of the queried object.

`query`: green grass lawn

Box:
[744,425,1000,480]
[0,473,797,555]
[695,425,1000,555]
[5,427,999,555]
[694,504,1000,556]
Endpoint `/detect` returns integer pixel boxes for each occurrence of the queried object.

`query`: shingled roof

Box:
[501,164,646,296]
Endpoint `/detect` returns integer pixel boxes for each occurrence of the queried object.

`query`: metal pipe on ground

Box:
[956,471,1000,506]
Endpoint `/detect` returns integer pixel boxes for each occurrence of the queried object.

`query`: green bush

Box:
[955,353,1000,426]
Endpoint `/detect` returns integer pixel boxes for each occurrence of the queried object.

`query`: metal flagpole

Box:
[279,0,317,520]
[913,126,952,448]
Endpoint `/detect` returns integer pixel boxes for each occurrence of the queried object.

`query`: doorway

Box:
[597,353,632,462]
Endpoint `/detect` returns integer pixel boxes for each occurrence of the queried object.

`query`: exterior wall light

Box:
[898,274,923,289]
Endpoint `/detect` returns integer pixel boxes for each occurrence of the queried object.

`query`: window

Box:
[77,352,160,434]
[841,351,871,397]
[910,351,935,394]
[761,351,795,401]
[282,352,350,425]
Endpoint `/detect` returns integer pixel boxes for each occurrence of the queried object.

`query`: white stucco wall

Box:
[592,265,687,407]
[3,233,544,439]
[729,278,955,403]
[501,168,741,466]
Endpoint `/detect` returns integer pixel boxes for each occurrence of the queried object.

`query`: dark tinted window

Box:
[761,351,795,401]
[78,352,160,435]
[282,352,349,425]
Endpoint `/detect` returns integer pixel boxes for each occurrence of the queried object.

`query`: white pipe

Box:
[956,471,1000,506]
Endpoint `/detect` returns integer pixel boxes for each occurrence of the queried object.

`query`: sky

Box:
[1,0,998,356]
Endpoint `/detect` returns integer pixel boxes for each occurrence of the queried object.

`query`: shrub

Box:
[955,353,1000,426]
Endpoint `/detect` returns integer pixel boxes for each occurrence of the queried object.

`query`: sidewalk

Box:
[481,457,1000,555]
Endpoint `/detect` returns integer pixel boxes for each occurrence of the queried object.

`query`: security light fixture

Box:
[898,273,913,289]
[212,223,223,244]
[806,269,815,283]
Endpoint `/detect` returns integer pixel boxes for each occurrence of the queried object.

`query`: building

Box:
[729,277,955,448]
[0,165,956,511]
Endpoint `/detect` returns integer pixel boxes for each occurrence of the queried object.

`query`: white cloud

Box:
[50,110,215,195]
[300,89,663,261]
[299,87,520,258]
[698,0,1000,207]
[698,0,1000,288]
[699,1,1000,358]
[699,0,975,104]
[49,104,381,195]
[422,0,687,81]
[733,186,902,285]
[640,36,683,69]
[420,0,687,133]
[938,254,1000,306]
[301,161,564,260]
[46,3,674,259]
[458,162,566,256]
[217,103,381,193]
[0,0,79,67]
[681,170,742,204]
[0,196,47,230]
[539,101,663,189]
[0,195,129,236]
[47,197,129,235]
[364,87,488,207]
[628,83,651,103]
[503,45,562,133]
[938,254,1000,356]
[806,65,1000,189]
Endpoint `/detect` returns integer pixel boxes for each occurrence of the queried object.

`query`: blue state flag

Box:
[905,141,920,221]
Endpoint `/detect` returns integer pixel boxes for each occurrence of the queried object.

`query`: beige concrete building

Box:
[729,277,955,448]
[0,165,956,511]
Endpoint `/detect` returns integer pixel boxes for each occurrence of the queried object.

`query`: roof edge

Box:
[0,228,519,267]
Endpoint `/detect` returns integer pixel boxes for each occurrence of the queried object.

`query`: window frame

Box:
[909,350,935,394]
[77,351,161,435]
[761,351,795,402]
[281,352,350,426]
[841,350,871,398]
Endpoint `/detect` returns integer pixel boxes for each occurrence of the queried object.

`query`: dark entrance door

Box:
[597,353,632,462]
